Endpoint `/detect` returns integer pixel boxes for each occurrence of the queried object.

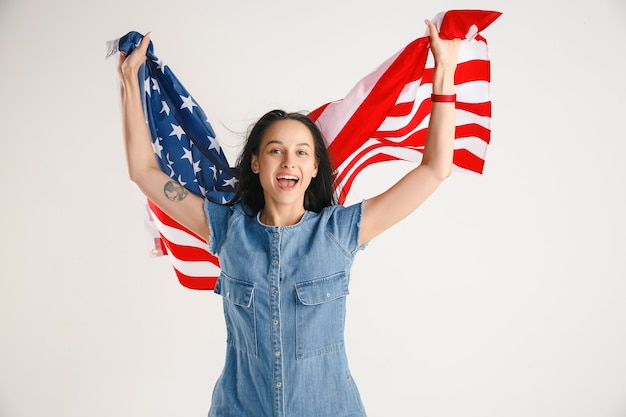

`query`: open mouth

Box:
[277,174,299,189]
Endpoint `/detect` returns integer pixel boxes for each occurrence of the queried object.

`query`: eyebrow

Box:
[264,140,312,148]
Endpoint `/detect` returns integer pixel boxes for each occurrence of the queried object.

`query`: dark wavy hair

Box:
[230,109,336,215]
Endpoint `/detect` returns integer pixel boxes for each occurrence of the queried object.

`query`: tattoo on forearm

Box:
[164,180,189,202]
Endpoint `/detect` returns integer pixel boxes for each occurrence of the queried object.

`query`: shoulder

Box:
[316,202,367,254]
[204,200,249,254]
[319,201,364,224]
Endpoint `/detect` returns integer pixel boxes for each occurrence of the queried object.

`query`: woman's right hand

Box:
[118,32,151,80]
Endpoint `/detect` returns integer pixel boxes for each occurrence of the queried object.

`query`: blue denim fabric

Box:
[204,200,368,417]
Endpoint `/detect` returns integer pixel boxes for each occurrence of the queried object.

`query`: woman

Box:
[118,20,459,417]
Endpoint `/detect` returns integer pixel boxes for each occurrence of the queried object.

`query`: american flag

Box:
[110,31,237,289]
[107,9,500,290]
[308,9,501,203]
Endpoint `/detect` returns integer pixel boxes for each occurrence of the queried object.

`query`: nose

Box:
[282,155,295,168]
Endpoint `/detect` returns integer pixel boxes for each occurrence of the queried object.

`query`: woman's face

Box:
[251,119,319,211]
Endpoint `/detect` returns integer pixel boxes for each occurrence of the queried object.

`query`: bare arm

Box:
[118,33,210,241]
[359,20,460,246]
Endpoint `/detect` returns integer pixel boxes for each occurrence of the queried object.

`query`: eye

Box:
[269,148,282,155]
[297,150,309,156]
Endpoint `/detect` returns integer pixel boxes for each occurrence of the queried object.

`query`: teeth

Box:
[278,175,298,180]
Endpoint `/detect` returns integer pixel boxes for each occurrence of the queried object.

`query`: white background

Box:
[1,0,625,416]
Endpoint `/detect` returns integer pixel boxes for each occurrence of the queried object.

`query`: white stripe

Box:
[456,81,490,103]
[454,136,489,156]
[149,207,208,249]
[456,109,491,130]
[161,245,221,277]
[396,79,423,104]
[336,133,488,189]
[148,208,220,277]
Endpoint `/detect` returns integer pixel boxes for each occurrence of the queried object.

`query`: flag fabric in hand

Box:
[108,32,237,290]
[308,9,501,203]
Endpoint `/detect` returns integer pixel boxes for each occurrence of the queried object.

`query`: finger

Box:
[136,32,152,54]
[117,51,126,72]
[424,19,440,41]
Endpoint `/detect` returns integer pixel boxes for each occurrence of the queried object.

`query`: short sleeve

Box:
[324,201,368,256]
[203,199,234,256]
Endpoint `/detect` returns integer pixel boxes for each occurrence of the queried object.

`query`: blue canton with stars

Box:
[118,32,237,204]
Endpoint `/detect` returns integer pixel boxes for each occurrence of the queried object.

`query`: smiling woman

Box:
[252,118,322,225]
[234,110,335,220]
[117,20,459,417]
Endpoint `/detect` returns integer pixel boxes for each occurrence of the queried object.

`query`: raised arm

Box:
[118,33,210,241]
[359,20,460,246]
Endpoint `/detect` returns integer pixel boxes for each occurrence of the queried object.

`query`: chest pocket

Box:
[216,274,257,357]
[294,272,349,360]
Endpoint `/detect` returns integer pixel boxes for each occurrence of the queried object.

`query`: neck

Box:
[259,204,306,227]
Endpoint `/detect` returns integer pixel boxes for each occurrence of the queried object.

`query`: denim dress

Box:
[204,200,368,417]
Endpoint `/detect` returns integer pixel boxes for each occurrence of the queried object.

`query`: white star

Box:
[209,165,218,180]
[160,101,170,116]
[177,175,187,187]
[192,160,202,175]
[199,185,207,196]
[165,153,175,176]
[169,123,185,140]
[152,136,163,158]
[151,78,160,95]
[208,136,221,153]
[143,77,151,96]
[155,58,166,73]
[221,196,230,204]
[180,95,198,113]
[181,147,194,164]
[223,177,239,188]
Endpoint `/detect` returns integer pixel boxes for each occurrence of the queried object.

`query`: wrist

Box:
[431,65,456,95]
[120,71,140,89]
[431,94,456,103]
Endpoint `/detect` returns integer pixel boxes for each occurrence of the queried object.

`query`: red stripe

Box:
[456,101,491,118]
[387,101,414,117]
[372,99,431,139]
[157,231,218,263]
[307,102,330,123]
[147,199,205,242]
[456,123,491,144]
[439,10,502,40]
[421,60,490,85]
[147,199,220,290]
[171,263,218,290]
[453,148,485,173]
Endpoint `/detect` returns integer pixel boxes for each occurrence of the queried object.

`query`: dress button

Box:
[272,289,278,295]
[273,319,279,326]
[273,232,279,238]
[275,351,281,357]
[276,382,282,388]
[272,259,278,265]
[326,292,331,298]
